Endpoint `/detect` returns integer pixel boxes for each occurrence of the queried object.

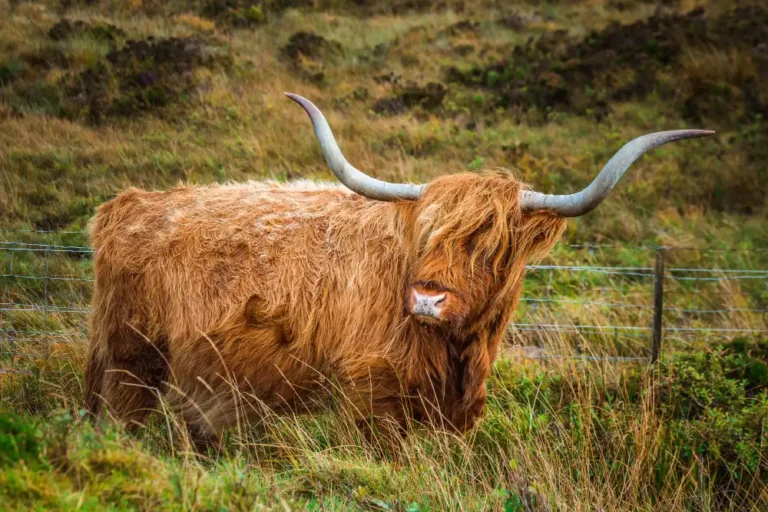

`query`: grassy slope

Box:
[0,0,766,244]
[1,0,768,510]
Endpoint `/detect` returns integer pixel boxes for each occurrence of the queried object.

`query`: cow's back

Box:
[89,181,368,343]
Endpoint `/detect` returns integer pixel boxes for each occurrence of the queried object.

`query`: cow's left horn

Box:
[520,130,715,217]
[285,93,425,201]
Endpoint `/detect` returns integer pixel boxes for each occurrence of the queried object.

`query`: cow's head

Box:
[404,173,568,330]
[286,93,714,330]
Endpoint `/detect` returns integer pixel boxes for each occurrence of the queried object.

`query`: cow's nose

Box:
[411,290,446,319]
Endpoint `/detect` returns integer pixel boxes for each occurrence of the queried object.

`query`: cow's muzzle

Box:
[407,284,458,325]
[410,290,446,319]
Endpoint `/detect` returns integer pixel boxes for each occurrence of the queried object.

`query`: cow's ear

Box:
[519,212,567,261]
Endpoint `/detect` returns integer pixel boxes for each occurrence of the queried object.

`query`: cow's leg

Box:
[167,386,229,455]
[98,329,169,430]
[341,358,410,456]
[451,338,491,433]
[356,406,408,451]
[165,345,236,455]
[184,421,222,455]
[351,398,409,461]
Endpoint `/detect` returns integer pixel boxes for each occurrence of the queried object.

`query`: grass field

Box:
[1,0,767,509]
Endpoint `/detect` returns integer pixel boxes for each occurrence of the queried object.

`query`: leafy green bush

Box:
[0,413,41,467]
[659,340,768,494]
[482,341,768,507]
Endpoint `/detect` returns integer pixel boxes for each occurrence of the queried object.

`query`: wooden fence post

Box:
[651,247,666,364]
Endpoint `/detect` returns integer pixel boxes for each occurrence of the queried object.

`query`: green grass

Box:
[2,340,768,510]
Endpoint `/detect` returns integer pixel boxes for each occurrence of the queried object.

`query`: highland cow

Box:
[84,93,713,450]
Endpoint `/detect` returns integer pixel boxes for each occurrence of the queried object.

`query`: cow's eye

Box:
[466,221,492,256]
[465,237,477,255]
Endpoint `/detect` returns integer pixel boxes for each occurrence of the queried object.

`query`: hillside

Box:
[1,0,766,246]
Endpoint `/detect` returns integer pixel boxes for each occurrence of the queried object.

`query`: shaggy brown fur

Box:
[84,172,566,450]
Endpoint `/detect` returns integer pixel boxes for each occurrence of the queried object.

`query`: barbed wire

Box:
[3,230,768,252]
[1,298,764,318]
[2,246,766,280]
[0,328,85,340]
[566,243,768,253]
[2,237,767,363]
[521,297,652,309]
[512,323,767,334]
[2,322,764,346]
[0,303,91,314]
[0,245,93,254]
[1,273,94,282]
[0,229,89,235]
[513,354,649,362]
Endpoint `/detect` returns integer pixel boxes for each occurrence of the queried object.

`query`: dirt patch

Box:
[0,18,124,88]
[446,6,768,122]
[1,16,232,123]
[373,81,447,115]
[48,18,126,43]
[607,0,676,12]
[0,47,70,89]
[496,12,538,30]
[345,0,454,16]
[65,36,233,123]
[281,31,342,62]
[200,0,266,27]
[200,0,313,27]
[280,31,343,83]
[439,19,479,36]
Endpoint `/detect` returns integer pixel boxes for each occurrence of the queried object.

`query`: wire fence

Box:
[1,230,767,365]
[512,249,768,360]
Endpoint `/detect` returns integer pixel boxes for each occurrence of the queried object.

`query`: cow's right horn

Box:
[286,93,425,201]
[519,130,715,217]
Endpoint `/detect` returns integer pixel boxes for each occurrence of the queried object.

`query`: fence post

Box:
[651,247,666,364]
[7,249,16,358]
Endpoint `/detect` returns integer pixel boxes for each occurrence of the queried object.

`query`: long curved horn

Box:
[285,93,425,201]
[520,130,715,217]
